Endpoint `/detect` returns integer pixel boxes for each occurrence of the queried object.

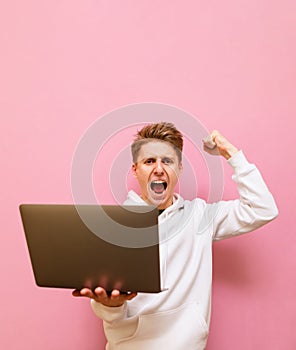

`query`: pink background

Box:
[1,1,295,349]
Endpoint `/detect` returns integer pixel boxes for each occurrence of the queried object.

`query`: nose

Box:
[154,159,164,174]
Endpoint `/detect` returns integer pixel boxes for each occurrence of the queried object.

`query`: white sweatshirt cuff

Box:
[227,150,253,174]
[90,299,127,323]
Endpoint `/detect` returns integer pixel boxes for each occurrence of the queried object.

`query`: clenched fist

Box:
[203,130,239,160]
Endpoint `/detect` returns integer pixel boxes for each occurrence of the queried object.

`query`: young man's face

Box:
[132,140,182,209]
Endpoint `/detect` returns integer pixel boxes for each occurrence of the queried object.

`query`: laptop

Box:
[19,204,162,293]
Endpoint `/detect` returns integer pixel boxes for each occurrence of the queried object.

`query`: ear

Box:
[178,161,183,175]
[132,163,138,178]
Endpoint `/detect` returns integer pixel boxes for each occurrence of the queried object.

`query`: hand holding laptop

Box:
[72,286,137,307]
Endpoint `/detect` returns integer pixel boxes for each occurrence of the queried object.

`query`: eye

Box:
[145,158,155,165]
[163,158,173,164]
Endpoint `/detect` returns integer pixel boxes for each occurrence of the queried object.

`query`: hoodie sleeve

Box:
[203,150,278,240]
[90,299,128,323]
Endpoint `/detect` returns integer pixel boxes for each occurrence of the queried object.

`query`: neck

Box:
[140,195,174,210]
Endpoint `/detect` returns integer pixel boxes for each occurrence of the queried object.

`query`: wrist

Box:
[224,146,239,160]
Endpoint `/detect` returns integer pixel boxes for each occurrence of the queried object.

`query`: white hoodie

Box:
[91,151,278,350]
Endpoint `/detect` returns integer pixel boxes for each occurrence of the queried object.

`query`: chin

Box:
[147,193,171,209]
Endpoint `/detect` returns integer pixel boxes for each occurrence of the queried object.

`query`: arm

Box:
[203,131,278,240]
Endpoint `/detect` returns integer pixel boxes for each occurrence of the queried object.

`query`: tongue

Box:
[152,183,165,193]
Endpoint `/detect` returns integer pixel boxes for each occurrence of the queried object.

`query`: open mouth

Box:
[150,180,168,194]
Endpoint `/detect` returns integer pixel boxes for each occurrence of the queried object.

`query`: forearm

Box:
[228,151,278,218]
[209,151,278,240]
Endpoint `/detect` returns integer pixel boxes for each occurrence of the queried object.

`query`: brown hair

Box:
[131,122,183,163]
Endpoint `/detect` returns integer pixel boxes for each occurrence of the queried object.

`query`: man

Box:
[73,122,278,349]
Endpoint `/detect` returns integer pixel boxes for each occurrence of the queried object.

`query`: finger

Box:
[210,129,220,142]
[111,289,120,297]
[72,288,95,299]
[126,292,137,300]
[109,289,121,302]
[202,135,217,150]
[203,143,220,156]
[80,288,95,298]
[94,287,108,298]
[72,289,81,297]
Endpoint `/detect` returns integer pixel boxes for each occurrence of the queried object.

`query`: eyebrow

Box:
[141,156,175,162]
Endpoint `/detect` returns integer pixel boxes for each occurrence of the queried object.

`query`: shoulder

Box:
[182,197,208,212]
